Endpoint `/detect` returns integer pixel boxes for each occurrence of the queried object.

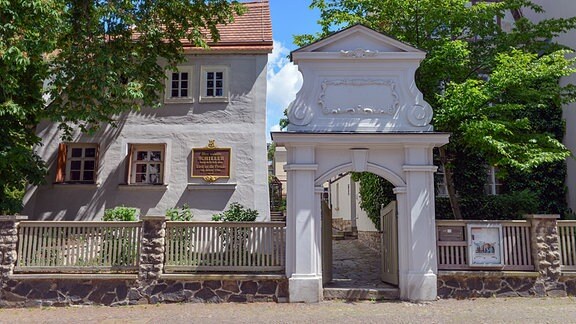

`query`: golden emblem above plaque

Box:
[191,140,231,183]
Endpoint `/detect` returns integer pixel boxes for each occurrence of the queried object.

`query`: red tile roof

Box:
[184,1,273,53]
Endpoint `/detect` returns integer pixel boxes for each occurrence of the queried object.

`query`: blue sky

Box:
[266,1,322,141]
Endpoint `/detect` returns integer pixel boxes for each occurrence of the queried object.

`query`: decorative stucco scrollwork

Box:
[286,95,313,126]
[340,48,379,58]
[318,79,400,115]
[407,104,433,127]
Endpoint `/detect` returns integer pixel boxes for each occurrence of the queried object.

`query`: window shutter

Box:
[126,144,134,184]
[55,143,67,183]
[94,144,100,184]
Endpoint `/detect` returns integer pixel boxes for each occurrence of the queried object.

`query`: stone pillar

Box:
[0,216,27,285]
[284,145,322,303]
[525,214,564,296]
[138,216,166,281]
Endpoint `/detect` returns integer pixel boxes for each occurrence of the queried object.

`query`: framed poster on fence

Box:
[467,224,504,267]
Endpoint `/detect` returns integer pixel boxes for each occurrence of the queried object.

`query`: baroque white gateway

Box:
[273,24,449,302]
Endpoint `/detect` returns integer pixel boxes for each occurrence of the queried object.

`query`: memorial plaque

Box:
[437,226,464,241]
[192,140,231,182]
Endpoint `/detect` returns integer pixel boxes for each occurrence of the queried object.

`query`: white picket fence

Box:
[559,220,576,271]
[164,222,286,273]
[436,220,533,271]
[16,221,141,273]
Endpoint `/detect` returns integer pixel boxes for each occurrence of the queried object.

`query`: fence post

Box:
[0,216,27,284]
[138,216,166,281]
[525,214,563,296]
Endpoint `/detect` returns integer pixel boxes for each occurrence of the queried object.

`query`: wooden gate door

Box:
[321,200,333,284]
[380,201,399,285]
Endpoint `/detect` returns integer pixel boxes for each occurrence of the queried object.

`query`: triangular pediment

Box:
[293,24,423,55]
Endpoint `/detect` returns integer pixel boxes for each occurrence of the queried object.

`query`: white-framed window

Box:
[55,143,98,184]
[200,65,229,103]
[435,164,449,197]
[165,67,193,103]
[128,144,165,185]
[485,165,503,195]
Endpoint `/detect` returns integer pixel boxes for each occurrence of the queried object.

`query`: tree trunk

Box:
[439,146,463,220]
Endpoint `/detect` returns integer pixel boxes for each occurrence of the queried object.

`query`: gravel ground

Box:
[1,297,575,324]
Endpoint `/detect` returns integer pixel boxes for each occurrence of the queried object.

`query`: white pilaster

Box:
[393,186,409,299]
[284,145,322,303]
[399,144,438,301]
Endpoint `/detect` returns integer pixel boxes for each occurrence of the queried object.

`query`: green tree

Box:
[350,172,395,229]
[279,108,289,130]
[0,0,244,213]
[298,0,576,219]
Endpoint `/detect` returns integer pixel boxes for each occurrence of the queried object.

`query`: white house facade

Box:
[23,1,272,221]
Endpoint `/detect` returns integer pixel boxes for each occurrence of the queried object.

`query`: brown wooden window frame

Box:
[55,143,99,184]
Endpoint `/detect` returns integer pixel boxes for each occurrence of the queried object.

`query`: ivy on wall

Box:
[350,172,395,229]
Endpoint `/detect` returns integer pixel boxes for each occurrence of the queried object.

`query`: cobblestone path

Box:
[325,239,395,289]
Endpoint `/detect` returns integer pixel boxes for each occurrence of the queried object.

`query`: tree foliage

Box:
[350,172,395,229]
[0,0,243,213]
[435,49,575,170]
[279,108,289,130]
[300,0,576,219]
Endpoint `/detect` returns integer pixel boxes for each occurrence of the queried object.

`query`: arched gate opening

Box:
[321,171,399,300]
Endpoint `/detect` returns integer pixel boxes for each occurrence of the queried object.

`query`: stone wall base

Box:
[0,278,288,308]
[357,231,380,253]
[438,273,576,299]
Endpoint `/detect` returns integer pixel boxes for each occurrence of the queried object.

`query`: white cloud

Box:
[267,40,303,114]
[266,40,303,142]
[270,124,281,132]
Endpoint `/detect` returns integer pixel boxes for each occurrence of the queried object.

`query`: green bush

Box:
[279,197,286,212]
[103,206,138,221]
[490,190,539,219]
[166,203,193,221]
[212,202,258,222]
[565,209,576,220]
[212,203,257,260]
[436,190,538,220]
